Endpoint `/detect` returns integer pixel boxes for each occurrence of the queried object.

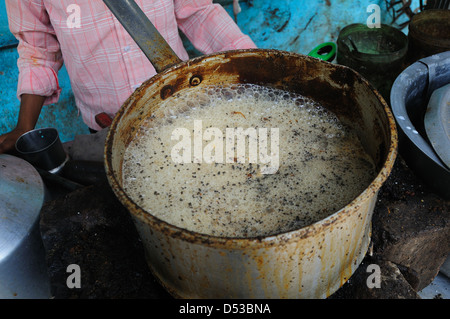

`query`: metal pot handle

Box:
[102,0,182,73]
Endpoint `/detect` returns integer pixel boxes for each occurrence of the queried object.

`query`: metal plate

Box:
[425,83,450,169]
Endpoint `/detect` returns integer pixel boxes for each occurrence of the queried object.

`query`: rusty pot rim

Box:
[104,48,398,248]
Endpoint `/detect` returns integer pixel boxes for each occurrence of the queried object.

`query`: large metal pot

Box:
[103,0,397,298]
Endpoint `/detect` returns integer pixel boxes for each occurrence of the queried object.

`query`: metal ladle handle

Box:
[103,0,182,73]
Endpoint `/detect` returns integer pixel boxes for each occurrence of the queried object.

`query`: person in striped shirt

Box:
[0,0,256,154]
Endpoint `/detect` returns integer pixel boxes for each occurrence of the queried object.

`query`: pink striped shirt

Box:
[6,0,256,130]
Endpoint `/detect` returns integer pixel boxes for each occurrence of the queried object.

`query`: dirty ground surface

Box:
[39,155,449,299]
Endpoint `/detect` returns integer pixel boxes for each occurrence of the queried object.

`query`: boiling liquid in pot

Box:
[122,84,376,238]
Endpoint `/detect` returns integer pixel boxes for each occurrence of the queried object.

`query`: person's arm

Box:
[174,0,256,54]
[0,94,46,154]
[0,1,63,154]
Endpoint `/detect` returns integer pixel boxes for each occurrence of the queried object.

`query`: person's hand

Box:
[0,127,29,154]
[0,94,47,155]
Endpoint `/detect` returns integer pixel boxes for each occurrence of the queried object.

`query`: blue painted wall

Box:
[0,1,90,142]
[1,0,416,142]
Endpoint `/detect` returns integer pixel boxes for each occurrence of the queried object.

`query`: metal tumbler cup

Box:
[15,128,68,174]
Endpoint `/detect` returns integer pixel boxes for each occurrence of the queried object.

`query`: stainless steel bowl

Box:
[390,51,450,199]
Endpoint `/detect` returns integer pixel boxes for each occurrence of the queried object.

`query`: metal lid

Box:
[0,154,45,261]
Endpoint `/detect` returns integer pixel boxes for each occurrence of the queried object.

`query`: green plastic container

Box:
[337,23,408,103]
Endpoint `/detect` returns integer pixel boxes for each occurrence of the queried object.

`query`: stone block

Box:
[371,158,450,291]
[330,256,420,299]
